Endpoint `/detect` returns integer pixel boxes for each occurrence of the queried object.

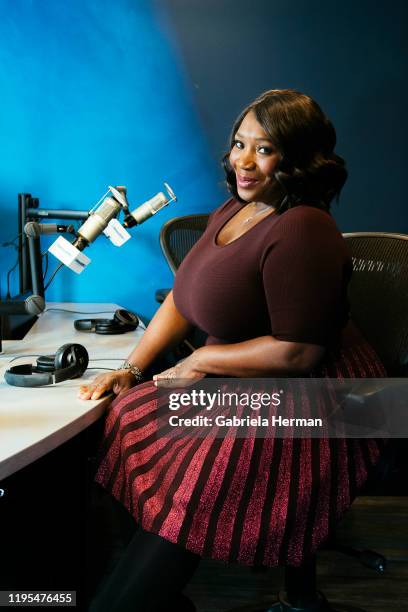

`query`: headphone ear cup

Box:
[114,309,139,330]
[54,344,74,370]
[71,344,89,376]
[54,343,89,377]
[94,319,124,334]
[74,319,97,331]
[36,354,56,372]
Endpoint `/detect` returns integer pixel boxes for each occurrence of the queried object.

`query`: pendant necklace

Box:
[243,204,274,224]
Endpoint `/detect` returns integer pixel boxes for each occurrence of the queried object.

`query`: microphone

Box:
[123,183,177,228]
[0,295,45,315]
[47,188,125,271]
[47,183,176,274]
[73,196,122,251]
[24,222,75,239]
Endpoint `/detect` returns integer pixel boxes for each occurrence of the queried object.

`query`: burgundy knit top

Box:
[173,198,352,347]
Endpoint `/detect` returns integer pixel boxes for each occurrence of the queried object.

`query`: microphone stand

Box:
[3,184,176,352]
[1,196,88,353]
[18,193,89,295]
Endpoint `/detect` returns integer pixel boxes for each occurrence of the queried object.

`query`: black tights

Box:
[89,528,201,612]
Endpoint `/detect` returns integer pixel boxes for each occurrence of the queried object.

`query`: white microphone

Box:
[123,183,177,228]
[47,183,176,275]
[73,196,122,251]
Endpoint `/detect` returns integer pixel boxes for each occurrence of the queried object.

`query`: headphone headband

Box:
[4,364,53,387]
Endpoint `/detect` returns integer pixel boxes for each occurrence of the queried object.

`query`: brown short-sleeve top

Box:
[173,198,352,347]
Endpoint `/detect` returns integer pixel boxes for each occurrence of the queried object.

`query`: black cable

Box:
[44,308,119,314]
[1,232,22,247]
[6,355,125,363]
[6,256,19,298]
[43,262,64,291]
[7,354,42,364]
[2,235,19,298]
[42,252,49,280]
[89,358,125,361]
[5,356,124,383]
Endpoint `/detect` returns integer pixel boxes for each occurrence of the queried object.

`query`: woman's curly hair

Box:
[223,89,348,213]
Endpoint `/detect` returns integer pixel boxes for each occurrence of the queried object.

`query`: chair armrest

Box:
[333,378,408,436]
[155,288,171,304]
[340,378,408,405]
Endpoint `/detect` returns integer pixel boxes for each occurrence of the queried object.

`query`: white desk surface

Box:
[0,303,145,480]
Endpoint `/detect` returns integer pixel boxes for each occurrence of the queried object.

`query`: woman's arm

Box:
[195,336,324,375]
[154,335,325,383]
[78,291,193,399]
[125,290,193,371]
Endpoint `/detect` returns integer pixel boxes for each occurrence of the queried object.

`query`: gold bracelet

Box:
[119,361,144,383]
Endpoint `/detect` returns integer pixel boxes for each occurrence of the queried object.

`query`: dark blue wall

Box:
[1,0,407,321]
[162,0,408,233]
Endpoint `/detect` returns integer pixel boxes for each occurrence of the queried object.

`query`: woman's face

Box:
[229,111,281,204]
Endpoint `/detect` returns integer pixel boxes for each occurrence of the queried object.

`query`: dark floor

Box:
[183,497,408,612]
[86,493,408,611]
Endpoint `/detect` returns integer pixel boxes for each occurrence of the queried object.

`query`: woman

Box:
[79,89,385,611]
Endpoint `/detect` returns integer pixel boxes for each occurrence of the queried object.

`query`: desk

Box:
[0,303,145,605]
[0,302,145,479]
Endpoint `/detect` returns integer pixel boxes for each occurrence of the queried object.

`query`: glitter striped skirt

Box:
[94,335,386,567]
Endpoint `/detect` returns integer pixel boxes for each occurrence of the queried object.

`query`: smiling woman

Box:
[229,111,281,204]
[83,89,386,612]
[223,89,348,212]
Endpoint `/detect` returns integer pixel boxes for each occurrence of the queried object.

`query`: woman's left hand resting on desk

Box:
[78,369,136,400]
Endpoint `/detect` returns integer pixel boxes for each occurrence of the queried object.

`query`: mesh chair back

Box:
[160,214,210,274]
[343,232,408,375]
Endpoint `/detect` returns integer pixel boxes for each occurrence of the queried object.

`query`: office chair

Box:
[156,214,210,355]
[158,219,408,611]
[342,233,408,377]
[270,232,408,612]
[155,214,210,306]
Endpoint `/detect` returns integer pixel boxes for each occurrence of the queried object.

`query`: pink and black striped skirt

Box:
[94,333,386,567]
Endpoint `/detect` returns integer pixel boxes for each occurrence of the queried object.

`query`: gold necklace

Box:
[243,204,274,224]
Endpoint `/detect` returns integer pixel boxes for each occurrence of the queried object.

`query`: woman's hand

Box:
[78,370,136,400]
[153,353,205,388]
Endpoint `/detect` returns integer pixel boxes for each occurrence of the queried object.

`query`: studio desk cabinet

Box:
[0,303,145,609]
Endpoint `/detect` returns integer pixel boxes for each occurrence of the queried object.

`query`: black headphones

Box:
[4,343,89,388]
[74,308,139,335]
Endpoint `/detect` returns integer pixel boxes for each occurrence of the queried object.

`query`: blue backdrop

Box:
[0,0,224,320]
